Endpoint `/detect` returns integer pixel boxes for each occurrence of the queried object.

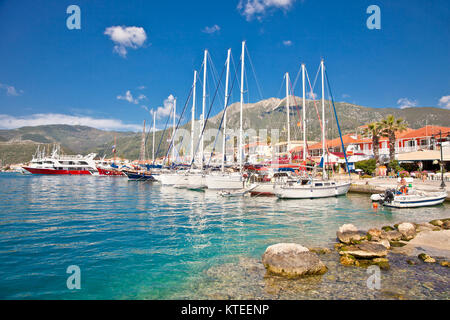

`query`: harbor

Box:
[0,172,448,299]
[0,0,449,305]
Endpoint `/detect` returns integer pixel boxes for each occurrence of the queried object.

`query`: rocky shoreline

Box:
[261,218,450,278]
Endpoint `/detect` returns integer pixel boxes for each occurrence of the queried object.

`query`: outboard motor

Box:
[383,189,395,204]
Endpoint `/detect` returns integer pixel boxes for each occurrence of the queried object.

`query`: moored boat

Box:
[22,147,98,175]
[123,170,155,181]
[372,188,447,208]
[274,178,351,199]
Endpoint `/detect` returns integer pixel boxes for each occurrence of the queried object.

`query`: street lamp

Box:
[431,131,446,188]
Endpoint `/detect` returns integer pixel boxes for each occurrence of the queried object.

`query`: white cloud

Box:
[397,97,418,109]
[104,26,147,58]
[307,92,317,100]
[0,83,23,96]
[137,85,146,90]
[0,114,141,131]
[282,40,292,46]
[238,0,296,21]
[202,24,221,34]
[438,95,450,109]
[117,90,146,104]
[342,93,350,99]
[152,94,175,119]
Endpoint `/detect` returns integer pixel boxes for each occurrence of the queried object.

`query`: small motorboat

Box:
[371,188,447,208]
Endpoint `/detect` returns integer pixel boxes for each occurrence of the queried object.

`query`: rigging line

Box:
[305,67,332,157]
[153,60,204,165]
[289,79,303,141]
[190,59,227,168]
[208,53,225,102]
[291,64,302,94]
[245,45,264,101]
[153,101,175,165]
[207,62,239,166]
[325,68,351,178]
[312,63,320,95]
[162,84,194,165]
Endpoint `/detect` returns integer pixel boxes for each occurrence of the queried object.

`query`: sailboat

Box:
[250,69,303,196]
[274,59,351,199]
[174,50,210,189]
[159,97,187,186]
[206,41,247,190]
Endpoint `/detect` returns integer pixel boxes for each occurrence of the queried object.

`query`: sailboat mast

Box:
[152,111,156,163]
[239,41,245,173]
[191,70,197,165]
[321,59,326,177]
[172,98,177,164]
[201,50,208,170]
[302,63,306,161]
[222,48,231,173]
[286,72,290,161]
[140,120,146,162]
[113,135,116,164]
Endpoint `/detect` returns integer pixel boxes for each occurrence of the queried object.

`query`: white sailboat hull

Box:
[250,183,277,196]
[159,173,186,186]
[275,181,351,199]
[206,174,245,190]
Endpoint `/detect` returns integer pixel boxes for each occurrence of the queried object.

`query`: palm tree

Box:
[362,122,383,166]
[379,115,408,163]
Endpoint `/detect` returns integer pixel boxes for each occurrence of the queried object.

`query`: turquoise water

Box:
[0,173,448,299]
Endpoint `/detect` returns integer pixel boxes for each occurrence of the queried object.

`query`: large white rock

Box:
[262,243,327,278]
[398,222,416,241]
[338,224,358,233]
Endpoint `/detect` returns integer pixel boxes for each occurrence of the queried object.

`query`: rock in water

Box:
[418,253,436,263]
[262,243,327,278]
[336,224,366,244]
[367,228,382,241]
[429,219,443,227]
[416,223,438,233]
[383,230,403,241]
[440,261,450,267]
[339,242,388,258]
[398,222,416,241]
[377,239,391,249]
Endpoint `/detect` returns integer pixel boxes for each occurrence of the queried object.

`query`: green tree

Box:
[379,115,408,163]
[355,159,377,175]
[361,122,383,165]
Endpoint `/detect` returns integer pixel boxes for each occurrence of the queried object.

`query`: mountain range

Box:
[1,97,449,166]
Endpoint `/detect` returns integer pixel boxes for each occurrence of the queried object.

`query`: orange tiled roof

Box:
[397,125,450,139]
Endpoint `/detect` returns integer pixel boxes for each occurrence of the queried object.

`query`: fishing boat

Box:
[371,188,447,208]
[22,145,98,175]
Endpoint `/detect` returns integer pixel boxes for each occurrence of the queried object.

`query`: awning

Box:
[397,149,450,161]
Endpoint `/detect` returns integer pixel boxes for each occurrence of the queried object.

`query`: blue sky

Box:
[0,0,449,131]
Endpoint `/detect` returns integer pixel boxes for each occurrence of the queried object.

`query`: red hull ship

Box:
[23,167,93,175]
[22,146,98,175]
[96,167,125,176]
